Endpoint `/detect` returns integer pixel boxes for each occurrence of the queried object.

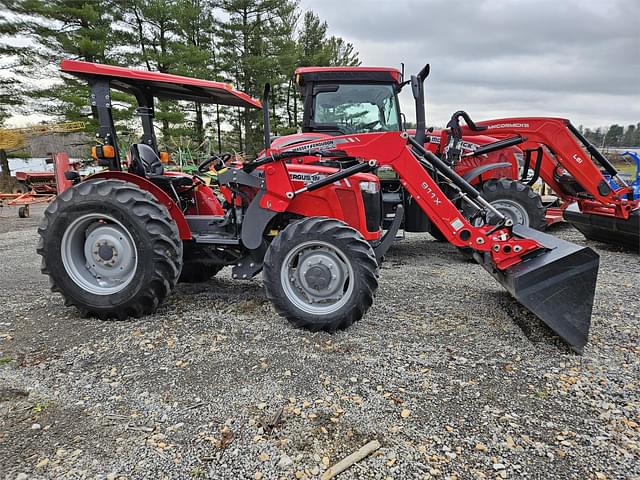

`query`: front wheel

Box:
[468,179,546,230]
[37,179,183,319]
[263,217,378,332]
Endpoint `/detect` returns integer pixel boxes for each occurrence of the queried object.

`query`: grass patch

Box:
[190,466,205,478]
[0,356,12,366]
[535,390,549,400]
[615,162,637,176]
[32,400,54,414]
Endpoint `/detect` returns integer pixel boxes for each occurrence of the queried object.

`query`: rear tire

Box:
[263,217,378,332]
[468,179,546,230]
[18,206,29,218]
[13,181,30,194]
[37,179,182,320]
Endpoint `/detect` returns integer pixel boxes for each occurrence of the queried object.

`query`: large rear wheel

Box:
[37,179,182,319]
[263,217,378,332]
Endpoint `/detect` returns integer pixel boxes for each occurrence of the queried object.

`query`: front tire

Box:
[263,217,378,332]
[429,224,447,242]
[37,179,182,320]
[469,179,546,230]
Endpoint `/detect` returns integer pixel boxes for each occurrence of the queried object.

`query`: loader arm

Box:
[261,132,546,269]
[258,130,599,352]
[457,118,639,220]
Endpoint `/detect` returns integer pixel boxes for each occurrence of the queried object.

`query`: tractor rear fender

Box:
[462,162,513,184]
[86,171,192,239]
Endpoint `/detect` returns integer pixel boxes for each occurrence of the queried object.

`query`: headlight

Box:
[359,181,379,194]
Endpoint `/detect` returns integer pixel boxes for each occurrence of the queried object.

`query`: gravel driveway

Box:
[1,204,638,479]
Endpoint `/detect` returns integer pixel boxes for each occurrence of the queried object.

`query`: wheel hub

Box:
[472,199,530,227]
[297,250,344,300]
[280,241,354,315]
[492,199,529,226]
[95,241,116,263]
[61,215,138,295]
[304,264,332,290]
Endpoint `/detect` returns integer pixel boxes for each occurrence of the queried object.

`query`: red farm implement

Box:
[0,153,76,217]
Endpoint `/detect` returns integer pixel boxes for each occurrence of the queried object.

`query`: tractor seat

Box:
[129,143,193,189]
[130,143,165,176]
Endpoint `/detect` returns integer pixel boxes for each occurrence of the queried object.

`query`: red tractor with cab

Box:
[38,60,600,353]
[286,65,638,250]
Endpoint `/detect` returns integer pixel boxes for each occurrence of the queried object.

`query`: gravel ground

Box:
[0,204,638,480]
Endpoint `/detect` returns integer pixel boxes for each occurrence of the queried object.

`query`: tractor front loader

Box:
[286,64,638,252]
[39,61,599,353]
[441,113,640,251]
[259,65,599,352]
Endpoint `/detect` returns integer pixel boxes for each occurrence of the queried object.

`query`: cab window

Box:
[312,84,400,134]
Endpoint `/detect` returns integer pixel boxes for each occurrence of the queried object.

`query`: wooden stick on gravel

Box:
[321,440,381,480]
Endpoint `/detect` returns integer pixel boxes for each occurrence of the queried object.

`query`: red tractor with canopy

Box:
[37,60,599,353]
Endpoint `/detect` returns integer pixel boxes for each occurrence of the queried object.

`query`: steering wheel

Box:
[361,120,381,131]
[197,153,232,174]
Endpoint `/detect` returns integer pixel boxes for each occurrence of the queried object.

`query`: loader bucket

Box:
[563,203,640,252]
[475,225,599,353]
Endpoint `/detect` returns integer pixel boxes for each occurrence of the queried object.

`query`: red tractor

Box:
[38,60,599,352]
[286,65,639,250]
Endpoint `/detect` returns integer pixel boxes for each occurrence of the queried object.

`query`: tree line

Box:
[579,123,640,149]
[0,0,359,156]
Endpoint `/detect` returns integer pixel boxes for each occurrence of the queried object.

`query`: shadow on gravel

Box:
[385,237,471,264]
[175,275,266,302]
[491,290,574,355]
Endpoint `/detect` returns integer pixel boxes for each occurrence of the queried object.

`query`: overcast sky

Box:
[299,0,640,128]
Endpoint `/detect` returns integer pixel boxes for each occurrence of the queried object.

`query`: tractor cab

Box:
[295,67,403,137]
[284,66,426,231]
[284,66,525,235]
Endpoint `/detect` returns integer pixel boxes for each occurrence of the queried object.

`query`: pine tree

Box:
[1,0,361,155]
[604,124,624,148]
[621,124,636,147]
[0,16,28,189]
[1,0,120,128]
[216,0,298,154]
